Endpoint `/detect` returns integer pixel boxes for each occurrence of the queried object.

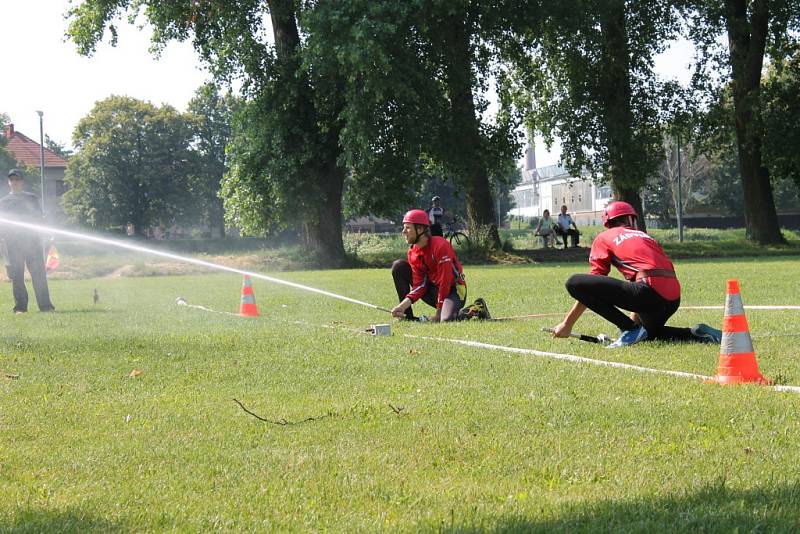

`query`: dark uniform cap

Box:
[8,168,23,179]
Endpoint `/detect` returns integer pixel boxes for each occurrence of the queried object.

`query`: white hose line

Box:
[402,334,800,395]
[772,385,800,393]
[176,298,800,395]
[404,333,710,380]
[175,298,241,317]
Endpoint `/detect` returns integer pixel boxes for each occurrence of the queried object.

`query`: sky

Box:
[1,0,209,149]
[2,1,694,168]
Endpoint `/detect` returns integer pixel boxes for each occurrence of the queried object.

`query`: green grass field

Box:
[3,256,800,532]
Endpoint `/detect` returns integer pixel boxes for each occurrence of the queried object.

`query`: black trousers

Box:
[565,274,693,341]
[391,259,462,321]
[556,227,580,247]
[4,238,55,313]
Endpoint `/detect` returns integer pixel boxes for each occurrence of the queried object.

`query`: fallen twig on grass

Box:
[388,403,404,415]
[3,372,20,380]
[232,398,335,425]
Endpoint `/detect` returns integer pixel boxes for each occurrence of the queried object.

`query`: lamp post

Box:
[36,110,45,215]
[676,133,683,243]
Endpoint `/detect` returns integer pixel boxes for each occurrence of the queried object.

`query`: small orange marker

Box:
[239,275,260,317]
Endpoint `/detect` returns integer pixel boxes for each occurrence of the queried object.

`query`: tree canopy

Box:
[64,1,800,248]
[63,96,194,235]
[501,0,685,225]
[67,0,523,256]
[685,0,800,243]
[762,52,800,189]
[186,83,241,238]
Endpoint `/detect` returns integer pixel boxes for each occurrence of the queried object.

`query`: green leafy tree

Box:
[186,83,241,238]
[704,146,800,216]
[63,96,195,235]
[68,0,353,263]
[685,0,800,244]
[67,0,520,257]
[705,148,745,214]
[45,135,73,160]
[306,0,521,249]
[762,52,800,188]
[502,0,684,227]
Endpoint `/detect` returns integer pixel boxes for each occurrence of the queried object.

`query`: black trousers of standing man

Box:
[4,238,55,313]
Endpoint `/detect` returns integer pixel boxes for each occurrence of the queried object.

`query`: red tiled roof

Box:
[4,126,67,169]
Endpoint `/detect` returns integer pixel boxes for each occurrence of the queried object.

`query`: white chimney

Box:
[524,142,536,171]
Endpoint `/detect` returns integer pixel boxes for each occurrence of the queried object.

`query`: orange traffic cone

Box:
[707,279,770,385]
[45,242,60,272]
[239,275,260,317]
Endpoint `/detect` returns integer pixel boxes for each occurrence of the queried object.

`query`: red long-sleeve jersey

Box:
[406,236,466,309]
[589,227,680,301]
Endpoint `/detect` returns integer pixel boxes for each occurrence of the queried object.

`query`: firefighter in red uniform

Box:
[391,209,486,322]
[551,201,721,348]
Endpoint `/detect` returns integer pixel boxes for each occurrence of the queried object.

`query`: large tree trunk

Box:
[211,198,225,238]
[724,0,784,244]
[303,163,347,266]
[441,11,501,249]
[613,184,646,232]
[599,0,647,231]
[269,0,348,262]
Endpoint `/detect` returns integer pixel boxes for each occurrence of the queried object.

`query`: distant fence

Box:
[662,214,800,230]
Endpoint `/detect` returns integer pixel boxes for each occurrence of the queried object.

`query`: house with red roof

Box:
[3,123,68,223]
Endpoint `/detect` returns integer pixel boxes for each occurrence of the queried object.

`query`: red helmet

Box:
[602,201,637,228]
[402,209,430,226]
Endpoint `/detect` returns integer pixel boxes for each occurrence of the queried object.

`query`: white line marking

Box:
[403,334,800,395]
[177,300,800,395]
[404,334,710,380]
[682,305,800,310]
[178,302,241,316]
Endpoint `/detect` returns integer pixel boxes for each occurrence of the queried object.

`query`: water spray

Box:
[0,218,394,314]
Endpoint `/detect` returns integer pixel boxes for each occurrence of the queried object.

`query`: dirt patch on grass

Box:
[100,256,265,278]
[512,246,590,264]
[0,255,274,282]
[104,265,136,278]
[101,263,205,277]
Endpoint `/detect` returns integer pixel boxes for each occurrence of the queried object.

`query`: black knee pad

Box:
[391,259,409,274]
[565,274,586,299]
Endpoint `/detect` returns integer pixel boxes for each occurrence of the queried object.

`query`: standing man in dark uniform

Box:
[550,201,718,348]
[0,169,55,314]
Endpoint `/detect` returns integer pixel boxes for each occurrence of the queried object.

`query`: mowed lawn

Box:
[3,256,800,532]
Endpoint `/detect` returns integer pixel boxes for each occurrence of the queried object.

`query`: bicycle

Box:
[444,217,471,251]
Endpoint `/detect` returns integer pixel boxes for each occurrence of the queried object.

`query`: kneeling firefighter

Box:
[390,209,489,322]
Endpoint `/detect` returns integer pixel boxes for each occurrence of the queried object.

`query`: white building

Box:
[510,144,612,226]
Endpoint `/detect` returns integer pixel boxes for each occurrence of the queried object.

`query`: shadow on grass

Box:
[438,482,800,533]
[3,507,128,533]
